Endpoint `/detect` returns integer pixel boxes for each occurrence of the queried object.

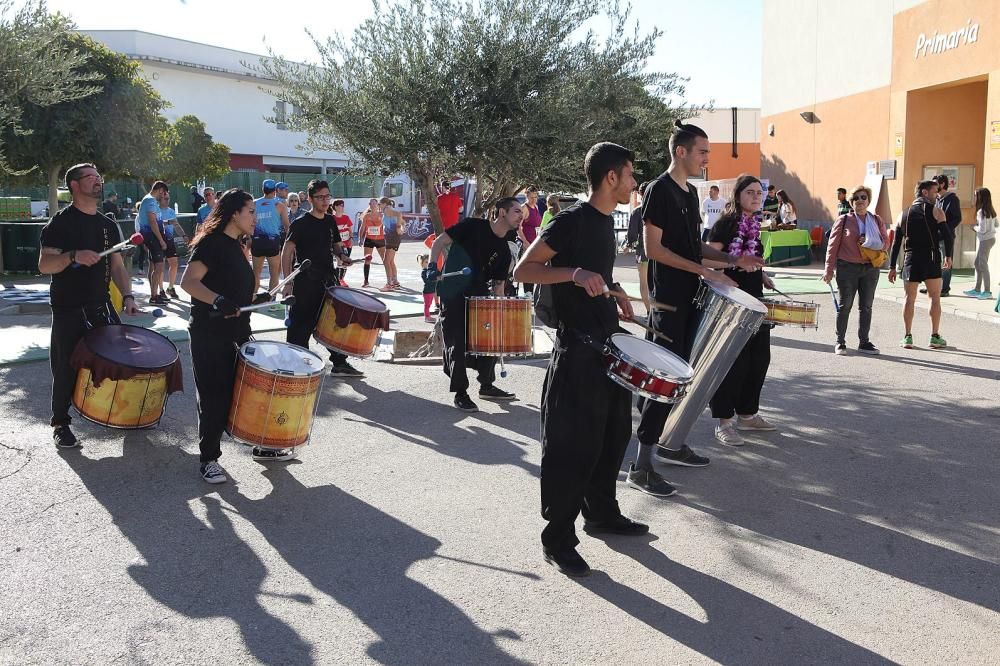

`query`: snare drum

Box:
[227,341,325,449]
[314,287,390,357]
[602,334,693,404]
[466,296,533,356]
[763,298,819,328]
[70,325,183,429]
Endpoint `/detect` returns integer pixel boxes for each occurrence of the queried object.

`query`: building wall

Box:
[686,108,761,180]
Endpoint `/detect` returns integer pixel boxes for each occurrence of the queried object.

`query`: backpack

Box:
[533,277,559,328]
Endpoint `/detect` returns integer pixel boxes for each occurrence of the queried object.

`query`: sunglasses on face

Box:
[853,194,869,202]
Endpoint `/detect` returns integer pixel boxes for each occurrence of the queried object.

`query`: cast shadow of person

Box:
[583,535,887,663]
[219,465,525,664]
[61,434,313,664]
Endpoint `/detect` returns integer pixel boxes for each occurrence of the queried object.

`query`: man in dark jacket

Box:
[933,174,962,296]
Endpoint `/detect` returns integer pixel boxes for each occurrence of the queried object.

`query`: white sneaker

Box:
[251,446,298,462]
[714,423,745,446]
[736,414,777,431]
[200,461,227,484]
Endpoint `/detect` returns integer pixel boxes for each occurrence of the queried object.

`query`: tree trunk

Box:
[47,165,61,218]
[472,159,484,217]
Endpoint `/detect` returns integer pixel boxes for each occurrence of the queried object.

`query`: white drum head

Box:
[610,334,694,381]
[241,341,324,375]
[704,281,768,314]
[332,288,388,312]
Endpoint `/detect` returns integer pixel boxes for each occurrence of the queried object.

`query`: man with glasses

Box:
[196,187,216,231]
[38,163,140,449]
[436,180,463,230]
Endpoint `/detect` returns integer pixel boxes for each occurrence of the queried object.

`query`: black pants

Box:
[835,260,879,345]
[709,325,770,419]
[286,278,347,366]
[441,296,496,394]
[540,337,631,551]
[635,288,698,446]
[190,322,250,463]
[49,303,120,427]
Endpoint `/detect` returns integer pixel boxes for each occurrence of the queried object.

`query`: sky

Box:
[24,0,762,108]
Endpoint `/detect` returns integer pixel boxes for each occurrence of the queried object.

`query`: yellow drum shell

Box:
[72,368,169,429]
[763,299,819,328]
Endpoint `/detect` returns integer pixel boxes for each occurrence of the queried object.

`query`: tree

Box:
[258,0,692,231]
[161,115,231,187]
[1,31,168,212]
[0,0,101,176]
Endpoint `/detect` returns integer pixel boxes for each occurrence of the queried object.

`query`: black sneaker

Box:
[330,362,364,378]
[251,446,297,462]
[858,341,880,355]
[200,461,227,484]
[654,444,710,467]
[834,343,847,356]
[583,513,650,536]
[543,546,591,577]
[478,384,515,400]
[626,464,677,497]
[53,425,79,449]
[151,294,170,305]
[166,287,179,300]
[919,287,928,294]
[454,392,479,413]
[940,290,951,297]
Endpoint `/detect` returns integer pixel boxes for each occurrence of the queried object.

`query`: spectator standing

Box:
[836,187,851,217]
[626,181,651,314]
[101,192,120,219]
[700,184,725,241]
[540,194,560,230]
[762,184,780,223]
[823,185,889,356]
[518,187,542,294]
[297,190,311,212]
[160,202,186,300]
[932,174,962,296]
[190,186,205,213]
[419,253,436,323]
[776,189,798,228]
[287,193,307,224]
[138,181,170,305]
[436,181,463,230]
[964,187,997,300]
[196,187,216,231]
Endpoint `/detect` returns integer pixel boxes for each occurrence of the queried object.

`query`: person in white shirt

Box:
[700,185,725,240]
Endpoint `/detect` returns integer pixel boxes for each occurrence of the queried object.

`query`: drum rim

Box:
[85,323,179,370]
[604,368,685,404]
[700,280,768,314]
[238,340,326,376]
[607,333,694,383]
[328,286,389,312]
[763,298,819,310]
[466,296,532,302]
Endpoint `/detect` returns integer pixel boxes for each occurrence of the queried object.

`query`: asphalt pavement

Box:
[1,242,999,664]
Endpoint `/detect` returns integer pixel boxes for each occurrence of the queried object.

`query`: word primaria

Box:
[914,19,980,59]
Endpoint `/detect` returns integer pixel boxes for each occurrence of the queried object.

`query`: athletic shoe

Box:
[929,334,948,349]
[940,290,951,297]
[165,287,179,299]
[454,392,479,413]
[251,446,297,462]
[736,414,776,431]
[900,334,914,349]
[857,341,880,355]
[543,546,591,577]
[978,291,994,300]
[424,316,436,324]
[834,343,847,355]
[151,294,170,305]
[626,464,677,497]
[919,288,928,294]
[479,385,515,400]
[583,514,650,536]
[963,289,981,297]
[53,425,79,449]
[362,281,370,288]
[714,424,745,446]
[200,461,227,484]
[654,444,710,467]
[330,362,364,378]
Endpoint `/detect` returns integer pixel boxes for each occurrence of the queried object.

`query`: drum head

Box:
[704,281,768,314]
[330,287,388,312]
[84,325,178,370]
[241,341,324,376]
[610,334,693,381]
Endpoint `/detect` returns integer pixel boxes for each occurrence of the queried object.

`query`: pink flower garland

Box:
[727,212,761,257]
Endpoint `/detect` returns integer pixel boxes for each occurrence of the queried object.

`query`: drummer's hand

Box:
[252,291,273,305]
[122,297,139,316]
[701,268,738,288]
[614,292,634,320]
[887,268,897,284]
[282,283,294,298]
[73,249,101,266]
[763,275,775,290]
[734,254,764,271]
[821,273,833,284]
[572,268,606,297]
[213,295,241,318]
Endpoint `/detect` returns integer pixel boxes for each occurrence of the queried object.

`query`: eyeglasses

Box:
[311,194,333,201]
[853,194,869,202]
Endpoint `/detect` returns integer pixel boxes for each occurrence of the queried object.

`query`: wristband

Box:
[122,294,135,301]
[572,267,582,284]
[68,250,76,263]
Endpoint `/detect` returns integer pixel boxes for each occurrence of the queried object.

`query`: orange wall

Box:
[760,86,891,222]
[708,143,761,180]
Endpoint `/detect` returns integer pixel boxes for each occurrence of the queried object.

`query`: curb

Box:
[873,292,1000,327]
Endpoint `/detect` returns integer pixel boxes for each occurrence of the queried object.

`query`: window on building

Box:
[275,101,287,131]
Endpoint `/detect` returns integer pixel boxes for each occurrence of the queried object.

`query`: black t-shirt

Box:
[441,217,514,298]
[708,216,764,298]
[641,174,703,304]
[101,200,120,218]
[541,202,619,339]
[39,205,123,308]
[287,212,339,282]
[188,232,255,331]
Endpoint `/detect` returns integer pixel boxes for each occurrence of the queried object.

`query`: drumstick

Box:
[210,295,296,317]
[649,299,678,313]
[628,317,673,344]
[268,259,312,296]
[768,285,794,301]
[765,255,806,266]
[72,233,144,267]
[440,267,472,279]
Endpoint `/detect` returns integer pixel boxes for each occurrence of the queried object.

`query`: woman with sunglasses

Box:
[822,185,888,356]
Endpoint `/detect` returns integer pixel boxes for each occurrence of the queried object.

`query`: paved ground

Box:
[1,242,999,664]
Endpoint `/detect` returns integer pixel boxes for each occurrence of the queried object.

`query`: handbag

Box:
[856,213,888,267]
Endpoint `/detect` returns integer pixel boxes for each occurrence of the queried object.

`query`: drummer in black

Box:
[38,163,139,449]
[181,188,271,484]
[429,200,522,412]
[633,121,763,495]
[514,142,646,577]
[279,179,361,389]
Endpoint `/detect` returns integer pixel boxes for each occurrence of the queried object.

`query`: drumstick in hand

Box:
[268,259,312,296]
[628,317,673,344]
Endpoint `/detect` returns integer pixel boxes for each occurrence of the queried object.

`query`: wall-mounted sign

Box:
[878,160,897,180]
[914,19,980,59]
[991,121,1000,149]
[866,161,878,176]
[894,133,904,157]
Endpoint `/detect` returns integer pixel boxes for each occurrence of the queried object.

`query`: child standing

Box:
[419,254,437,323]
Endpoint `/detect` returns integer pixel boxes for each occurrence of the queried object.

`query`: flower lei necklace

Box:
[727,212,761,257]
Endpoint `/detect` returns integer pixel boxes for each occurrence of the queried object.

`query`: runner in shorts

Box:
[138,181,170,304]
[359,198,387,288]
[379,197,404,290]
[252,179,290,299]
